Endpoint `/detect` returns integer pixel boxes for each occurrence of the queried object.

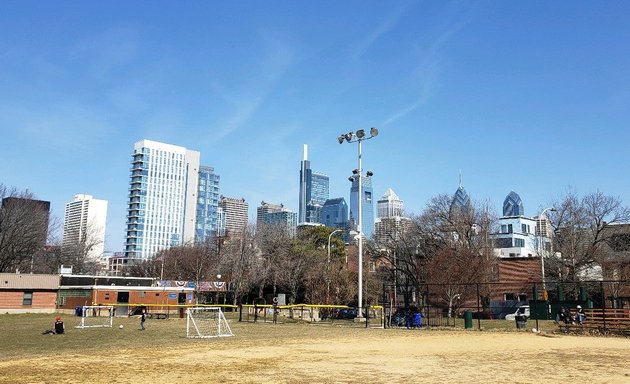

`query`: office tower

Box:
[219,196,248,237]
[450,179,471,214]
[125,139,200,260]
[263,209,298,238]
[196,166,220,243]
[377,188,404,219]
[257,201,284,229]
[349,176,375,239]
[374,189,410,245]
[298,144,329,224]
[62,194,108,260]
[321,198,348,229]
[503,191,524,217]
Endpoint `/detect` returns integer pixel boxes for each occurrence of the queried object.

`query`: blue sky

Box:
[1,1,629,251]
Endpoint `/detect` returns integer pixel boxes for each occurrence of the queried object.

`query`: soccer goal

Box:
[186,307,234,338]
[75,305,114,329]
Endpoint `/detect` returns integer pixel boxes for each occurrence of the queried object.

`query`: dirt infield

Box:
[1,315,628,383]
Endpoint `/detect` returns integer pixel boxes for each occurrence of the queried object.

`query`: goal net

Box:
[75,305,114,329]
[186,307,234,338]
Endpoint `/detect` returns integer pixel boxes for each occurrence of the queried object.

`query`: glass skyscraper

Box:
[125,139,200,260]
[321,198,348,229]
[195,166,220,243]
[349,176,375,239]
[299,144,329,224]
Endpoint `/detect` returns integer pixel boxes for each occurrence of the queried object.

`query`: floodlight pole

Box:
[338,128,378,320]
[357,138,364,318]
[538,207,556,296]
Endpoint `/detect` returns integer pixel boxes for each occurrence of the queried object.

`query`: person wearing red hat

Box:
[54,315,65,334]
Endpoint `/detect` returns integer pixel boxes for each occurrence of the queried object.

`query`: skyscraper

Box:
[298,144,329,224]
[219,196,248,237]
[196,166,220,243]
[62,194,108,260]
[263,209,298,238]
[377,188,404,219]
[125,139,200,260]
[503,191,524,217]
[257,201,284,229]
[349,176,375,239]
[321,198,348,229]
[374,188,410,245]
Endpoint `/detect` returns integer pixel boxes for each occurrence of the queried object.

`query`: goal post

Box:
[75,305,114,329]
[186,307,234,338]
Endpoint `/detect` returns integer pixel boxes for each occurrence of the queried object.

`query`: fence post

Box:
[476,283,481,330]
[533,282,539,331]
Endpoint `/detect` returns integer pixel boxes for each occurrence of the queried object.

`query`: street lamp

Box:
[538,207,556,296]
[326,229,342,304]
[337,127,378,318]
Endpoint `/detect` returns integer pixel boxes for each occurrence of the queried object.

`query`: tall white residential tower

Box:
[125,139,200,260]
[62,194,108,260]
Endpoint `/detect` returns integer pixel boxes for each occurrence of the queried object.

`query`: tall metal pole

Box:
[539,207,555,295]
[357,139,363,318]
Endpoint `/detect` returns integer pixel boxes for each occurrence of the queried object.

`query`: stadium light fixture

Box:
[336,127,379,319]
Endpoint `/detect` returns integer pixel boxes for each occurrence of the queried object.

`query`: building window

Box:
[504,293,516,300]
[23,292,33,306]
[514,238,525,247]
[507,224,513,234]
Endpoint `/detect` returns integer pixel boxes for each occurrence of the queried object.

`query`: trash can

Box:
[515,314,527,330]
[464,311,473,329]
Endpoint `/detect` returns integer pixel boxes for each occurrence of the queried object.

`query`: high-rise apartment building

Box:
[298,145,329,224]
[125,139,200,260]
[196,166,220,243]
[349,176,375,239]
[62,194,108,260]
[219,196,248,237]
[263,209,298,238]
[257,201,284,228]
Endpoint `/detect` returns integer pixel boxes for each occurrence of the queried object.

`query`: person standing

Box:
[140,311,146,330]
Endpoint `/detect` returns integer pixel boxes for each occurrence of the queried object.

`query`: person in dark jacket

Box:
[140,311,146,330]
[54,316,65,334]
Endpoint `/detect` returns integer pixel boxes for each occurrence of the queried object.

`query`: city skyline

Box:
[1,2,629,251]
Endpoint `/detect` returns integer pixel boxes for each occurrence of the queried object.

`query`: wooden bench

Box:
[557,308,630,335]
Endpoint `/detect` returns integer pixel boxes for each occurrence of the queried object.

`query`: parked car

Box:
[505,305,530,321]
[332,308,358,319]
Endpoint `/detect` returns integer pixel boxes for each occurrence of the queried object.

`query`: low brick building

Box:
[0,273,60,314]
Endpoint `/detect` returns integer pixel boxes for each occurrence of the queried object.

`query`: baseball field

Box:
[1,313,628,383]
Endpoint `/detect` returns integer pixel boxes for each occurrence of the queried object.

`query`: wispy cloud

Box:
[382,17,469,126]
[203,32,297,144]
[351,6,408,60]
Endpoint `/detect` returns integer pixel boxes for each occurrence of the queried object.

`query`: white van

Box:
[505,305,530,321]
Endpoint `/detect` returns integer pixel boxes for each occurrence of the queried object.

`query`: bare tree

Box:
[548,190,630,284]
[0,185,51,273]
[61,219,106,275]
[218,224,259,305]
[255,222,292,300]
